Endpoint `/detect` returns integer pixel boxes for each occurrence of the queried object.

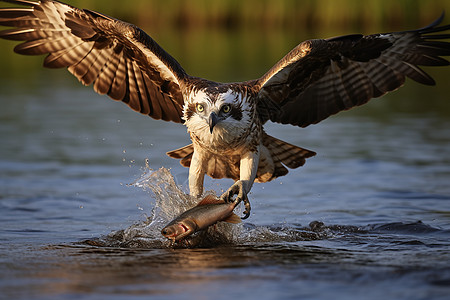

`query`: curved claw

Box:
[241,197,251,219]
[220,188,231,203]
[222,189,235,203]
[220,181,242,203]
[221,180,252,219]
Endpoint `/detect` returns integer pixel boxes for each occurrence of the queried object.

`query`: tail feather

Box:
[262,134,316,169]
[166,144,193,168]
[256,133,316,182]
[166,134,316,182]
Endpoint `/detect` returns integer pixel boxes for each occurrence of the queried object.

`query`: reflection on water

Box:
[3,220,449,300]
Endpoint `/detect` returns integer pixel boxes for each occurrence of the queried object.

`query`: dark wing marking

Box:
[0,0,188,123]
[255,14,450,127]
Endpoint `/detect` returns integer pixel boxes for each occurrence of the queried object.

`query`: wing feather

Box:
[82,45,111,85]
[143,73,163,119]
[125,59,140,111]
[134,65,150,114]
[93,48,120,94]
[108,54,128,101]
[256,16,450,127]
[0,0,191,123]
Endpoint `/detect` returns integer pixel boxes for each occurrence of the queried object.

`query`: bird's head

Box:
[183,88,246,142]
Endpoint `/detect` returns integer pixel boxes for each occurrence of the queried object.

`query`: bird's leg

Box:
[188,151,206,198]
[220,149,259,219]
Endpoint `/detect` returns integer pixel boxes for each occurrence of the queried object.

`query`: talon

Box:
[220,191,232,203]
[226,190,235,202]
[220,182,241,203]
[221,180,251,219]
[241,197,251,219]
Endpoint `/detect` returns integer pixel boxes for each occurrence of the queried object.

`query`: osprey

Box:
[1,0,450,218]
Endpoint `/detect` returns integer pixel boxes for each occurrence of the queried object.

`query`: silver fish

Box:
[161,195,241,241]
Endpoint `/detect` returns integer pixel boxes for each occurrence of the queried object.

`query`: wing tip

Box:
[1,0,40,6]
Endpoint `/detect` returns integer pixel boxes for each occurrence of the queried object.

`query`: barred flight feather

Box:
[0,0,187,123]
[257,18,450,128]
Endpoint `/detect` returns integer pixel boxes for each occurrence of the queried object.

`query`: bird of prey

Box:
[1,0,450,218]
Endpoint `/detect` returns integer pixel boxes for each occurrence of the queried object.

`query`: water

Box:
[1,31,450,300]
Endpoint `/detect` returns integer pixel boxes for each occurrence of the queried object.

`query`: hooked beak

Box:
[208,112,218,134]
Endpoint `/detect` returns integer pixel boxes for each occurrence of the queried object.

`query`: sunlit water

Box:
[1,71,450,299]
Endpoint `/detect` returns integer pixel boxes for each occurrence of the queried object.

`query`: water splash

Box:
[83,167,311,248]
[83,167,445,249]
[84,167,242,248]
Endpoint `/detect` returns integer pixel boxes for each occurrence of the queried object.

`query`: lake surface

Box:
[1,21,450,300]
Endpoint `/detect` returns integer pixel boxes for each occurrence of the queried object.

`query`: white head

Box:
[183,88,250,146]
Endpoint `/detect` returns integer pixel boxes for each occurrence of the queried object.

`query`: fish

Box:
[161,195,242,241]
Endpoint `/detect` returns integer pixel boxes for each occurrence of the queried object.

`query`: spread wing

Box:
[0,0,188,123]
[255,14,450,127]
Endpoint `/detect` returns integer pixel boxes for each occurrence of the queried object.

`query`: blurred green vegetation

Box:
[0,0,449,115]
[2,0,446,32]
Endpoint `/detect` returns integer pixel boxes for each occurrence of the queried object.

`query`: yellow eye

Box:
[196,104,204,112]
[222,104,231,113]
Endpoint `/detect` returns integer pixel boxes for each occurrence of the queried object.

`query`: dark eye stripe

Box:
[229,104,242,121]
